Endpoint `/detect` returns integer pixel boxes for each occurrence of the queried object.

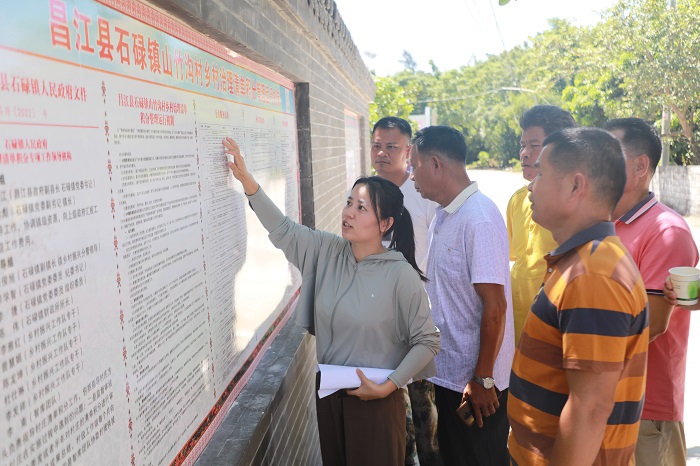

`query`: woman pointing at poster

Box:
[223,137,439,466]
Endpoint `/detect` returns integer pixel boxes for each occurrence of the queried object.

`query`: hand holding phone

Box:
[456,398,476,427]
[456,387,502,428]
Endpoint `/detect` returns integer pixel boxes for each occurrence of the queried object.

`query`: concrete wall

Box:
[652,166,700,217]
[139,1,375,464]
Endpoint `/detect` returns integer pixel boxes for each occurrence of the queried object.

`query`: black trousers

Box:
[434,385,510,466]
[316,373,405,466]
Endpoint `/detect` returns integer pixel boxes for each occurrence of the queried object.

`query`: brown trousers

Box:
[315,379,406,466]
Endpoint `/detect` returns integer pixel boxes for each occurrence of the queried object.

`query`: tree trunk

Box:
[690,135,700,165]
[669,102,700,165]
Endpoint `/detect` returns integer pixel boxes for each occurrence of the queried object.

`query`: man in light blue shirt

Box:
[410,126,515,466]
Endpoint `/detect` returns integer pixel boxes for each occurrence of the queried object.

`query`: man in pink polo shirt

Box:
[604,118,699,466]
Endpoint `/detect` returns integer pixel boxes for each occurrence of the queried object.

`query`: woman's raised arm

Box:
[224,137,260,195]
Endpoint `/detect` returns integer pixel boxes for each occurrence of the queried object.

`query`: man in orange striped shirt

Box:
[507,128,649,466]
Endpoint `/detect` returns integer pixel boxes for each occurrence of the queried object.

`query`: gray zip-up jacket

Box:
[248,188,440,388]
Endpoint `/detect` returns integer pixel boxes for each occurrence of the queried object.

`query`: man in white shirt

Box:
[373,117,436,272]
[372,116,439,466]
[410,125,514,466]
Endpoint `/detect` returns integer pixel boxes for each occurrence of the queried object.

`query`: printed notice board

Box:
[0,1,302,465]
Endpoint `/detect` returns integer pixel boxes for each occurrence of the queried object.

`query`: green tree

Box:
[426,48,532,166]
[400,50,418,73]
[395,69,436,116]
[429,59,442,80]
[604,0,700,164]
[371,0,700,167]
[427,66,485,163]
[369,75,416,128]
[517,19,610,127]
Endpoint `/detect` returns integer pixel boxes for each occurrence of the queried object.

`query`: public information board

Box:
[0,1,302,465]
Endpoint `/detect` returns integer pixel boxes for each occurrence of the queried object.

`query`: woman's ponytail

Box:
[389,206,427,282]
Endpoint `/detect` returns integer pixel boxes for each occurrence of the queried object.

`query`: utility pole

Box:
[661,0,676,166]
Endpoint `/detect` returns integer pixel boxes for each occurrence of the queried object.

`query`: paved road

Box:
[469,168,525,220]
[468,169,700,464]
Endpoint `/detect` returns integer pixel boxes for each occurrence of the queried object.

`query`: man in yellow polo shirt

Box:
[507,105,576,342]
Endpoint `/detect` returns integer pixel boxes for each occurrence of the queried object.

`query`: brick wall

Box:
[194,316,321,466]
[652,166,700,216]
[140,1,375,465]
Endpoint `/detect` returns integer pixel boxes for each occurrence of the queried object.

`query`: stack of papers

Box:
[317,364,409,398]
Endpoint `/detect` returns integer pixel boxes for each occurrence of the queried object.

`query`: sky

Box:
[333,0,618,76]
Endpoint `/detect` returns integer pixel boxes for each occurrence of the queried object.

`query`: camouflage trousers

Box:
[404,380,443,466]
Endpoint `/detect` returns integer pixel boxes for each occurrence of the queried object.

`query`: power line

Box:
[459,0,491,45]
[413,87,548,104]
[485,0,519,86]
[463,0,489,35]
[486,0,509,53]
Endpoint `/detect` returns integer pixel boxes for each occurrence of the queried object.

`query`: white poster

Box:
[0,1,301,465]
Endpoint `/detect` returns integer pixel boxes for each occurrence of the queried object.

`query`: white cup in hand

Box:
[669,267,700,305]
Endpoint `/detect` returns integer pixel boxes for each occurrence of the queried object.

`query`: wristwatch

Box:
[472,375,495,390]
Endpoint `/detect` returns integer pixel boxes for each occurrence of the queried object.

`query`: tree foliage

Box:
[369,75,416,129]
[603,0,700,164]
[373,0,700,165]
[400,51,418,73]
